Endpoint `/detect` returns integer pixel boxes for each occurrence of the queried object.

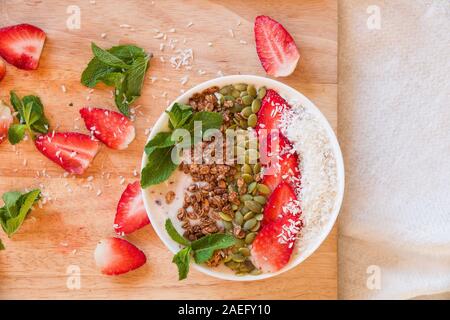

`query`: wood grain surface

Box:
[0,0,337,299]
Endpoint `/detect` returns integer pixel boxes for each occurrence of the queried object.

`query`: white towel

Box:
[338,0,450,299]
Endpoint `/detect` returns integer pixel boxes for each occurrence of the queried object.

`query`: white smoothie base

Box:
[141,75,345,281]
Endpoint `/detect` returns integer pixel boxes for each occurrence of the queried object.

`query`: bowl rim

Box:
[141,74,345,281]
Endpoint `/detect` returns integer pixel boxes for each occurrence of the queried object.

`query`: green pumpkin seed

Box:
[250,221,260,232]
[247,114,257,128]
[239,119,248,129]
[219,212,233,222]
[222,220,233,231]
[242,173,253,184]
[241,164,252,174]
[231,89,241,98]
[247,181,257,194]
[250,269,262,275]
[225,260,240,270]
[257,183,271,195]
[241,106,253,118]
[245,149,259,164]
[251,99,261,113]
[224,95,235,101]
[243,218,257,231]
[240,206,250,214]
[257,86,266,99]
[231,103,243,113]
[231,253,246,263]
[244,200,262,213]
[253,163,261,174]
[223,254,232,263]
[247,84,257,97]
[234,238,246,248]
[240,194,253,202]
[234,211,244,226]
[214,92,224,105]
[254,195,267,205]
[255,213,264,221]
[235,272,248,276]
[243,211,255,220]
[242,95,254,106]
[233,83,247,91]
[240,91,248,98]
[238,247,250,257]
[220,85,232,95]
[245,232,257,244]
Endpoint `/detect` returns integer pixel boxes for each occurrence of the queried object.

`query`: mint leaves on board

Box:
[81,43,152,117]
[140,103,223,188]
[0,189,41,238]
[8,92,49,145]
[165,218,236,280]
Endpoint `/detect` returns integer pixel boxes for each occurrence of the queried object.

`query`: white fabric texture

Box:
[338,0,450,299]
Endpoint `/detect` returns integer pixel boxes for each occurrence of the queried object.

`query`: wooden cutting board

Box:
[0,0,337,299]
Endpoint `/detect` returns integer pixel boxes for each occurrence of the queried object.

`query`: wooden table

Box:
[0,0,337,299]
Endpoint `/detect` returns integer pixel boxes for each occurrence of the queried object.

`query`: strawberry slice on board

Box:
[80,107,135,150]
[251,213,302,273]
[0,58,6,81]
[114,181,150,235]
[94,237,147,276]
[0,101,13,145]
[262,151,301,192]
[262,181,301,225]
[254,15,300,77]
[35,132,99,175]
[0,24,46,70]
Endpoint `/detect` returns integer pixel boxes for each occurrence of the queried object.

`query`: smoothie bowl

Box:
[141,75,344,281]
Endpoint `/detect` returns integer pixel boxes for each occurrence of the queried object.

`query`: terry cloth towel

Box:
[338,0,450,299]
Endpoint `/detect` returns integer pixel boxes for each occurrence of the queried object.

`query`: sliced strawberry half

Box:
[35,132,99,175]
[114,181,150,235]
[0,58,6,81]
[255,89,290,134]
[254,15,300,77]
[262,181,301,225]
[0,24,46,70]
[251,214,302,273]
[80,107,135,150]
[262,151,301,192]
[94,237,146,275]
[0,101,13,144]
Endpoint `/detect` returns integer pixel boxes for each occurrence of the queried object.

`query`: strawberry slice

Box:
[262,151,301,192]
[262,181,301,225]
[94,237,146,275]
[254,15,300,77]
[255,89,290,134]
[251,213,302,273]
[0,24,46,70]
[0,58,6,81]
[114,181,150,235]
[0,101,13,144]
[80,107,135,150]
[35,132,99,174]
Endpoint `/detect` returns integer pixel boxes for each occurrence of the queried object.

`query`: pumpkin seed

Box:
[219,212,233,222]
[247,84,257,97]
[250,221,261,232]
[234,238,246,248]
[234,211,244,226]
[251,98,261,113]
[231,103,243,113]
[225,260,240,270]
[248,181,257,194]
[247,114,257,128]
[223,254,232,263]
[220,85,232,95]
[239,119,248,129]
[233,83,247,91]
[238,247,250,257]
[214,92,224,105]
[231,89,241,98]
[250,269,262,275]
[235,272,247,276]
[245,232,256,244]
[253,195,267,205]
[253,163,261,174]
[241,164,252,175]
[245,149,259,164]
[242,95,254,106]
[224,95,235,101]
[257,183,271,195]
[243,218,257,231]
[240,194,253,202]
[222,220,233,231]
[240,91,248,98]
[244,200,262,213]
[231,253,246,263]
[257,86,266,99]
[241,106,253,118]
[240,206,250,214]
[241,173,253,183]
[243,211,255,220]
[255,213,264,221]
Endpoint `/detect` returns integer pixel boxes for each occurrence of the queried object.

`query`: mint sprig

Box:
[165,218,236,280]
[0,189,41,238]
[81,43,152,117]
[8,92,49,144]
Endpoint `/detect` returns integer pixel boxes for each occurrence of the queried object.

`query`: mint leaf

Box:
[81,58,115,88]
[108,45,148,64]
[0,238,4,250]
[144,132,176,155]
[165,219,191,247]
[99,72,125,87]
[182,111,223,136]
[166,103,193,129]
[8,124,26,145]
[191,234,236,264]
[172,246,192,280]
[91,43,130,69]
[0,189,40,237]
[141,146,178,188]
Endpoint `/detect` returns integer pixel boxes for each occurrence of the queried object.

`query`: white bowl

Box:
[141,75,344,281]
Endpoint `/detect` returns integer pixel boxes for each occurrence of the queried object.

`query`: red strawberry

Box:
[94,237,146,275]
[254,15,300,77]
[0,58,6,81]
[0,102,13,144]
[35,132,99,175]
[0,24,46,70]
[251,214,302,273]
[114,181,150,235]
[80,107,135,150]
[259,131,292,165]
[256,89,290,134]
[262,151,301,192]
[262,181,301,225]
